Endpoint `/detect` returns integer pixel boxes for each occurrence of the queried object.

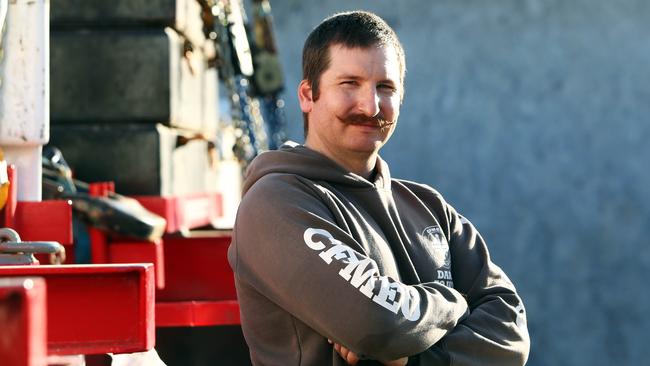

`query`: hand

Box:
[329,339,408,366]
[329,339,360,365]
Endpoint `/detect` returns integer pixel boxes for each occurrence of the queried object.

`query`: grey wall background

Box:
[265,0,650,365]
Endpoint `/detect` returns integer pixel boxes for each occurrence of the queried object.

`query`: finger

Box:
[337,344,358,365]
[332,342,359,365]
[339,345,349,359]
[346,350,359,365]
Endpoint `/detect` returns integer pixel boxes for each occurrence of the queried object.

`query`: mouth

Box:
[340,114,394,129]
[354,121,381,128]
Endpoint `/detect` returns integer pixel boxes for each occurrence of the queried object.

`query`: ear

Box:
[298,79,314,113]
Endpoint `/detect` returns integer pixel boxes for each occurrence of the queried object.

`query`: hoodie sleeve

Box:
[229,174,469,361]
[411,197,530,366]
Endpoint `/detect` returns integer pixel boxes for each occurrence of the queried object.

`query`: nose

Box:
[356,86,380,117]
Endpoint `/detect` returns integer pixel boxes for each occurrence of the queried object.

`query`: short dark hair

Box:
[301,11,406,135]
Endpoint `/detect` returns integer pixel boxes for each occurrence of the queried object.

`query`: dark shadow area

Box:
[156,326,252,366]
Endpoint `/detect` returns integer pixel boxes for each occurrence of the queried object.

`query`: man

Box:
[228,11,530,366]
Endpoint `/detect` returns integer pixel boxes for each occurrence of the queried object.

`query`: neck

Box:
[337,154,377,180]
[305,142,377,179]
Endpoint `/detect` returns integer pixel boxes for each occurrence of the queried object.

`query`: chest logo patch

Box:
[421,226,453,286]
[422,226,445,247]
[422,226,451,267]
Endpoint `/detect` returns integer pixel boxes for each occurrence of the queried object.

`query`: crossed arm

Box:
[330,201,529,365]
[232,177,529,365]
[330,189,530,365]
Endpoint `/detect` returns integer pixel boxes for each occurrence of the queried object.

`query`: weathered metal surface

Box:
[50,29,169,124]
[50,0,207,48]
[0,1,49,200]
[50,0,176,25]
[50,28,217,134]
[1,146,43,201]
[48,123,218,196]
[0,0,49,146]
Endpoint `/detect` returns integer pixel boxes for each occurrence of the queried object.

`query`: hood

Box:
[242,141,392,195]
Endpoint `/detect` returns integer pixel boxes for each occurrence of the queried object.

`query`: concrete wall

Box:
[267,1,650,365]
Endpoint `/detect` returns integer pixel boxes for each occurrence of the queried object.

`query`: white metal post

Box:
[0,0,49,201]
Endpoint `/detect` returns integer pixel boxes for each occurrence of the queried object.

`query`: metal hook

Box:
[0,227,66,264]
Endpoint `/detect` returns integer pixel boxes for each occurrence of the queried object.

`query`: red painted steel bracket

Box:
[156,232,235,302]
[12,201,74,247]
[155,231,240,327]
[84,182,165,289]
[156,300,240,327]
[0,277,47,366]
[0,264,155,356]
[134,193,223,233]
[108,239,165,289]
[0,164,74,264]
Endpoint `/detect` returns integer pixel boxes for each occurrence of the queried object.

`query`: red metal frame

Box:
[1,164,74,264]
[156,300,240,327]
[0,264,155,356]
[0,277,47,366]
[86,190,239,327]
[155,232,240,327]
[14,200,74,265]
[13,200,74,246]
[108,239,165,289]
[85,182,165,289]
[134,193,223,233]
[88,225,108,264]
[87,182,114,265]
[3,164,238,333]
[156,233,235,301]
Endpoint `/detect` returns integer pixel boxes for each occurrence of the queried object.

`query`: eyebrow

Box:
[378,79,397,86]
[336,74,397,86]
[336,74,363,81]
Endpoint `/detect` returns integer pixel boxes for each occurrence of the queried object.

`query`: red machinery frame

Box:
[1,165,156,359]
[85,181,240,328]
[0,264,155,356]
[0,277,47,366]
[155,232,240,327]
[1,163,240,363]
[2,165,74,259]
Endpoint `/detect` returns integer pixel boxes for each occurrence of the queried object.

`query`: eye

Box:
[378,83,397,93]
[340,80,358,86]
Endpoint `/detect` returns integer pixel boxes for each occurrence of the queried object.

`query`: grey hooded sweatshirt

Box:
[228,142,530,366]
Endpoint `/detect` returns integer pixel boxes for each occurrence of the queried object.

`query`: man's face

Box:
[299,44,402,162]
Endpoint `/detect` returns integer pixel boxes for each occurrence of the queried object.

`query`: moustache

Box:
[341,113,395,129]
